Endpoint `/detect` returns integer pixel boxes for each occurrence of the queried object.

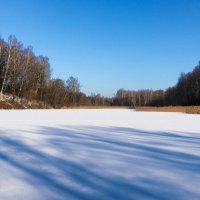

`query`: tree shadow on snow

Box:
[0,126,200,200]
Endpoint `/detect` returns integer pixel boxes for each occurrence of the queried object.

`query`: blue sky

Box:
[0,0,200,96]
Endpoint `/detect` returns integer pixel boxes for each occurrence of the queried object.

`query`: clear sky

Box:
[0,0,200,96]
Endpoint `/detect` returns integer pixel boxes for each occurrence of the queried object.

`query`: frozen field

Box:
[0,109,200,200]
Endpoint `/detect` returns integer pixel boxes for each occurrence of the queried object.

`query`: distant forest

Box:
[0,35,200,108]
[114,62,200,107]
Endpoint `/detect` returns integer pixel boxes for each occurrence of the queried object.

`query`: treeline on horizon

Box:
[114,63,200,107]
[0,35,112,107]
[0,35,200,108]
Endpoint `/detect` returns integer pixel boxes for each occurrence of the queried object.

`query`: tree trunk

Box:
[0,43,11,100]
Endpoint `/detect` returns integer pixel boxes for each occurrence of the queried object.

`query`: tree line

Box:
[114,62,200,107]
[0,35,112,107]
[0,36,50,101]
[1,35,200,108]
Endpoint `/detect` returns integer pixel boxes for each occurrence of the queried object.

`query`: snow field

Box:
[0,109,200,200]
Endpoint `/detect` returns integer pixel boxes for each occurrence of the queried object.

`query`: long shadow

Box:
[0,125,200,200]
[33,126,200,170]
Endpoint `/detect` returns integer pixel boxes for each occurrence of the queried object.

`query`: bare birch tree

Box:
[0,36,12,99]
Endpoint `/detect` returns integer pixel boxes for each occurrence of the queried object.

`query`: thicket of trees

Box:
[0,36,111,107]
[0,36,50,101]
[113,89,164,106]
[1,35,200,108]
[114,62,200,107]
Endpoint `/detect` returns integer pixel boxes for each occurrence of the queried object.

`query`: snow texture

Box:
[0,109,200,200]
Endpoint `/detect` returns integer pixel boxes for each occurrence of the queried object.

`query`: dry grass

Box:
[0,100,27,109]
[136,106,187,112]
[136,106,200,114]
[0,99,199,114]
[0,100,52,109]
[185,106,200,114]
[62,106,129,109]
[0,101,13,109]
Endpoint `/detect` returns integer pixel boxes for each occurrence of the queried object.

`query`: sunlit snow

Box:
[0,109,200,200]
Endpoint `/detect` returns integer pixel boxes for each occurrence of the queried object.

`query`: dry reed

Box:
[136,106,200,114]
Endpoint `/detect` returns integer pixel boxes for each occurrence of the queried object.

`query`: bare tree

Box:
[0,36,12,99]
[66,76,80,93]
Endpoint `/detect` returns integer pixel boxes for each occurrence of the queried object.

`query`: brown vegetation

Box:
[185,106,200,114]
[0,99,51,109]
[0,100,28,109]
[136,106,200,114]
[62,106,129,109]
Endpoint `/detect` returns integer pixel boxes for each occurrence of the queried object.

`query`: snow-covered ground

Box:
[0,109,200,200]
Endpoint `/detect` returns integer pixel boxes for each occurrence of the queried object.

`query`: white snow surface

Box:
[0,109,200,200]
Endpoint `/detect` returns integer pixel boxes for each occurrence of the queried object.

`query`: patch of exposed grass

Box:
[136,106,187,113]
[185,106,200,114]
[0,101,13,109]
[0,99,52,109]
[136,106,200,114]
[62,106,129,109]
